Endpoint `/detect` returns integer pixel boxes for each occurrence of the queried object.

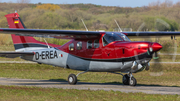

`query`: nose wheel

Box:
[122,74,137,86]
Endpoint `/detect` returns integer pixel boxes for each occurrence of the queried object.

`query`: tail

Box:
[5,13,60,52]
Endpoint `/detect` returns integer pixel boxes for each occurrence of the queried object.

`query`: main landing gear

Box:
[68,74,77,85]
[68,70,88,85]
[68,71,137,86]
[122,73,137,86]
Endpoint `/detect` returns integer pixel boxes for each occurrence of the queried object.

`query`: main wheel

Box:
[68,74,77,85]
[129,77,137,86]
[122,74,129,85]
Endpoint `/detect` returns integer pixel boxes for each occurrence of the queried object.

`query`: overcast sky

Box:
[1,0,180,7]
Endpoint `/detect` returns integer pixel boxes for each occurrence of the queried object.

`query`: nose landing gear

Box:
[111,72,137,86]
[122,73,137,86]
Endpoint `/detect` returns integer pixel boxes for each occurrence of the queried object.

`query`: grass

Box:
[0,57,26,61]
[0,63,179,87]
[0,60,179,100]
[0,85,179,101]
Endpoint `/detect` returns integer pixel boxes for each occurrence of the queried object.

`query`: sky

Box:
[1,0,180,7]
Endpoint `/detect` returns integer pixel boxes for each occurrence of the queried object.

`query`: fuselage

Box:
[22,32,162,73]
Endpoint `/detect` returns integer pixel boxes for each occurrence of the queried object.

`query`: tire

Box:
[129,77,137,86]
[122,74,129,85]
[68,74,77,85]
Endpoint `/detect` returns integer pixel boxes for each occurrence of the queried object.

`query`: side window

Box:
[87,40,92,49]
[94,40,99,48]
[77,42,82,50]
[69,43,74,51]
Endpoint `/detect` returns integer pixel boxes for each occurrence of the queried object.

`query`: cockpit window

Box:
[103,32,123,46]
[116,33,131,42]
[103,37,108,46]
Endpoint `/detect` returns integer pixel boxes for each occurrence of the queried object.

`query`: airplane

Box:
[0,12,179,86]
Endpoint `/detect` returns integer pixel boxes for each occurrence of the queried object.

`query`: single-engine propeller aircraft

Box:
[0,12,179,86]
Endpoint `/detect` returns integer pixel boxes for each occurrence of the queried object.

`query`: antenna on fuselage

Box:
[81,19,88,31]
[114,19,122,32]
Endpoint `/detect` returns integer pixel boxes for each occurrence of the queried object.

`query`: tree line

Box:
[0,0,180,31]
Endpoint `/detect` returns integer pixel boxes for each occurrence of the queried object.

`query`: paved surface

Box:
[0,77,179,95]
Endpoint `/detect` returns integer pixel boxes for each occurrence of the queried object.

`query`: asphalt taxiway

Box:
[0,77,179,95]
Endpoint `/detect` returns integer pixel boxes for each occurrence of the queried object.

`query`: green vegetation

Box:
[36,3,61,11]
[0,85,179,101]
[0,1,180,31]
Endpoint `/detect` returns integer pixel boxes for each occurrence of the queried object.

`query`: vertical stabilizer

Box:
[5,13,60,52]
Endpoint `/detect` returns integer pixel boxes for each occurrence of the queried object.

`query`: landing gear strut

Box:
[68,70,88,85]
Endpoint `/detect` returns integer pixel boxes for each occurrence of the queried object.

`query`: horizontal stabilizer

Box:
[0,52,34,58]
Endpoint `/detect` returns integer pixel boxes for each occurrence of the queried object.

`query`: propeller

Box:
[135,18,177,76]
[149,51,163,76]
[147,42,163,76]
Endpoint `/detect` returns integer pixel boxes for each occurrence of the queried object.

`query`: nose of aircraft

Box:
[151,42,162,52]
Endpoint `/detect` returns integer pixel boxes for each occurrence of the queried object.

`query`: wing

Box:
[1,28,180,39]
[0,52,34,58]
[124,31,180,36]
[0,28,101,39]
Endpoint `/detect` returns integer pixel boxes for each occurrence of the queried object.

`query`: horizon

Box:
[0,0,180,7]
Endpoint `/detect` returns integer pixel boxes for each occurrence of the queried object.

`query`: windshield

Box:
[116,33,131,42]
[103,32,123,46]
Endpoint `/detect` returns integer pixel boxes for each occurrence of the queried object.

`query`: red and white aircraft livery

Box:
[0,12,178,86]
